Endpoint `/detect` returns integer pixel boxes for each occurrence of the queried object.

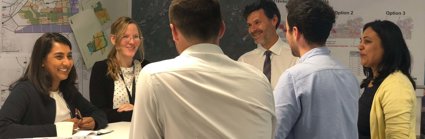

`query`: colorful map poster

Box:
[69,0,130,69]
[69,9,109,69]
[2,0,78,33]
[1,0,79,53]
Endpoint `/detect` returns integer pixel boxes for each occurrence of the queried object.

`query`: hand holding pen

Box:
[78,117,95,130]
[74,108,95,130]
[67,108,83,130]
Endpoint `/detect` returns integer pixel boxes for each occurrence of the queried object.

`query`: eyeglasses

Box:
[121,35,143,42]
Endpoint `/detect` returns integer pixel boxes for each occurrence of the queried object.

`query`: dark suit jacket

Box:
[90,59,150,123]
[0,81,107,138]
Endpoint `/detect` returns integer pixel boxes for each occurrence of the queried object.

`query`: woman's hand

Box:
[117,103,134,112]
[78,117,95,130]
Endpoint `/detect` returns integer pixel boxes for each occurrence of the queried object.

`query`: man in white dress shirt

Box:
[129,0,275,138]
[238,0,297,89]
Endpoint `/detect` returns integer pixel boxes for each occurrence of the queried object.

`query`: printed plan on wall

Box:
[0,0,130,107]
[69,0,131,69]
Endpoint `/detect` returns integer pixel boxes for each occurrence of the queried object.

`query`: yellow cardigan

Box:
[370,71,416,139]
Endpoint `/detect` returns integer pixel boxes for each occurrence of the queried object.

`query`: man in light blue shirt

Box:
[274,0,359,139]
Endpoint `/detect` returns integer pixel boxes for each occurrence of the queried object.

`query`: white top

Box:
[238,38,298,89]
[50,90,71,122]
[130,43,275,139]
[113,60,141,109]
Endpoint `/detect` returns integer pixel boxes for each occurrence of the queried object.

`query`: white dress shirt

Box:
[238,38,297,89]
[130,43,275,139]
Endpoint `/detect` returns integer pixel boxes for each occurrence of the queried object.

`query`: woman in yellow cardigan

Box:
[357,20,416,139]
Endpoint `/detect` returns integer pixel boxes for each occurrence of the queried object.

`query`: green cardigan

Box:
[370,71,416,139]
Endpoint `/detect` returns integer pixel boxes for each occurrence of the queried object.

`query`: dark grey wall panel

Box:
[132,0,257,62]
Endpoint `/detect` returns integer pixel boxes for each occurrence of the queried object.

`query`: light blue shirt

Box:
[274,47,359,139]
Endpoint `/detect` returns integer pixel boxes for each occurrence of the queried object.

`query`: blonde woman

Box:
[90,16,150,123]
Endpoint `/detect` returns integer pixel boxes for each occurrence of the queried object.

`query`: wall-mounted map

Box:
[69,0,129,69]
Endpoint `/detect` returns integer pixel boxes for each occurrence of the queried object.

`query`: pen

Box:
[75,108,82,121]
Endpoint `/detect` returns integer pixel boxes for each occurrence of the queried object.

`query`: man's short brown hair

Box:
[169,0,222,41]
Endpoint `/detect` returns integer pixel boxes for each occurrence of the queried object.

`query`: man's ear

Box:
[218,21,226,39]
[272,15,278,29]
[170,24,178,42]
[292,26,300,41]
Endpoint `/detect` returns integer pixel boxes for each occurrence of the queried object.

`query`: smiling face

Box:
[113,23,142,59]
[246,9,278,49]
[43,42,73,85]
[358,27,384,70]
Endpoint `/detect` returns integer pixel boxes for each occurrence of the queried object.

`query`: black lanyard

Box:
[119,67,135,104]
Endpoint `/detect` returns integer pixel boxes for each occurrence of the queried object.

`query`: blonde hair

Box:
[106,16,144,80]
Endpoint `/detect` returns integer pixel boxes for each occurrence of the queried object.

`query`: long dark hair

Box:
[9,33,78,103]
[360,20,416,89]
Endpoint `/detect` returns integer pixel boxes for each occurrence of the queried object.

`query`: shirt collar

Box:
[180,43,224,55]
[257,37,286,55]
[298,47,330,63]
